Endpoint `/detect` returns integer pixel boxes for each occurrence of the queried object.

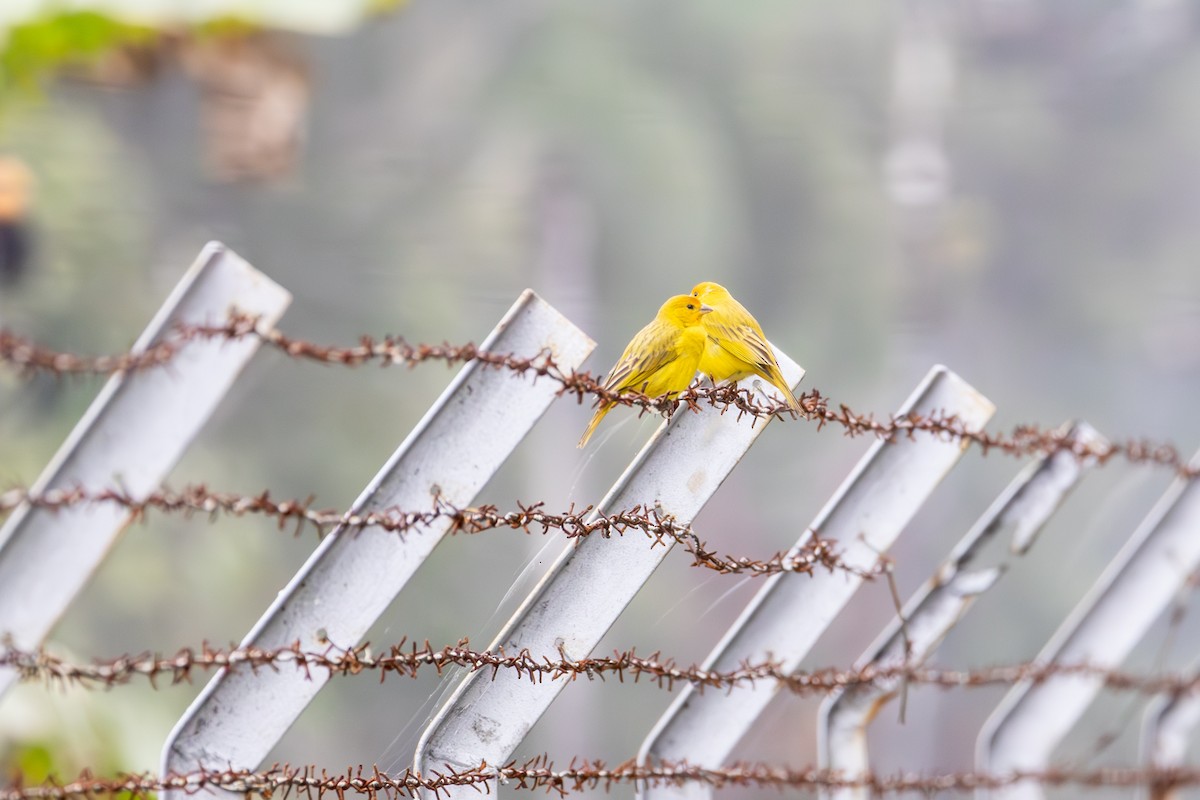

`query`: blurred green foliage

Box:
[1,689,145,800]
[0,11,156,94]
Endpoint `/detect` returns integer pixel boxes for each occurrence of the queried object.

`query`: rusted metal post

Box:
[818,422,1106,800]
[637,366,995,800]
[160,290,594,800]
[979,449,1200,800]
[0,242,291,701]
[412,348,807,799]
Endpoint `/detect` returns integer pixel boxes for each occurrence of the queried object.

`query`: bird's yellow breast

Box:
[637,325,707,399]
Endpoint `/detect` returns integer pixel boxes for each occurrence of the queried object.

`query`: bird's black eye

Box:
[686,303,695,310]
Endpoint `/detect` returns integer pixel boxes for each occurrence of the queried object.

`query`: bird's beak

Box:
[700,304,714,314]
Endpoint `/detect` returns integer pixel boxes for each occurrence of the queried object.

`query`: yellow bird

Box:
[578,294,713,448]
[690,281,801,411]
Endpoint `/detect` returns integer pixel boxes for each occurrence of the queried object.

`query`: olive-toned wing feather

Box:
[703,306,800,410]
[602,319,683,394]
[704,316,778,378]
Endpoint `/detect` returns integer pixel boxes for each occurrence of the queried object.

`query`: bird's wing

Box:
[706,315,779,374]
[602,321,683,395]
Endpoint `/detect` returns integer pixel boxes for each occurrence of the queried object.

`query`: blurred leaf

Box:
[0,11,156,94]
[5,742,55,783]
[193,15,260,39]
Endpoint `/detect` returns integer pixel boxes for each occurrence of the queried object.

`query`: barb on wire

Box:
[1,312,1194,479]
[4,758,1200,800]
[7,636,1200,700]
[0,484,867,580]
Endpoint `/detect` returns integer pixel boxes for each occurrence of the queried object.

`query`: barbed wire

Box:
[5,319,1200,797]
[0,315,562,381]
[0,484,863,579]
[6,636,1200,699]
[1,313,1194,479]
[0,330,186,377]
[4,758,1200,799]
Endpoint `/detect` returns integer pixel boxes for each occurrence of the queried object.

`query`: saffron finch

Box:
[689,281,801,411]
[577,294,713,448]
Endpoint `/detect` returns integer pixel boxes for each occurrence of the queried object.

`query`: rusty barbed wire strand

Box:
[1,313,1194,479]
[0,484,866,579]
[6,636,1200,700]
[5,759,1200,799]
[0,314,561,379]
[0,330,185,377]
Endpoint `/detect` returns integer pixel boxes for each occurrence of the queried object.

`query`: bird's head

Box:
[690,281,731,304]
[659,294,713,326]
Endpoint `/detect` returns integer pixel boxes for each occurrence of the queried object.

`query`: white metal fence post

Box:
[818,422,1106,800]
[637,365,995,800]
[1140,676,1200,800]
[978,449,1200,800]
[159,289,593,800]
[0,242,291,701]
[412,347,807,798]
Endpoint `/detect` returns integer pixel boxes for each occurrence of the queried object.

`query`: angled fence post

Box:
[978,449,1200,800]
[160,290,594,800]
[818,422,1106,800]
[1141,674,1200,800]
[0,242,291,701]
[637,365,995,800]
[412,347,807,798]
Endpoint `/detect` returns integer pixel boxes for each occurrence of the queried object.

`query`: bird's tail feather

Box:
[767,368,802,412]
[577,404,612,448]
